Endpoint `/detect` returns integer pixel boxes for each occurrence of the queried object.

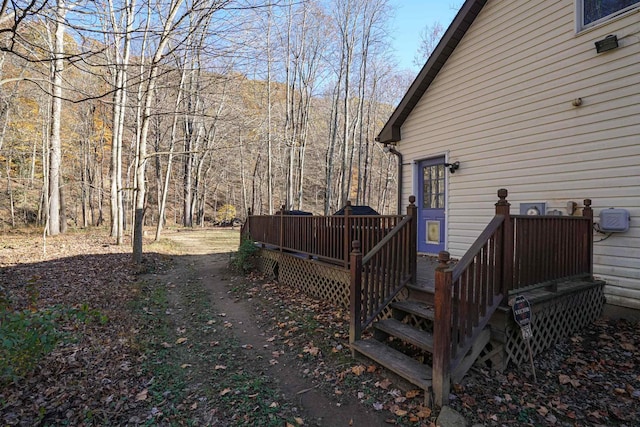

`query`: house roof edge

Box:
[376,0,488,144]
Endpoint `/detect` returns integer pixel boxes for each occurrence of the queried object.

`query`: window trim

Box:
[576,0,640,32]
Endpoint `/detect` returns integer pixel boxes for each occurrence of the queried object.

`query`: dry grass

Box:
[149,228,240,255]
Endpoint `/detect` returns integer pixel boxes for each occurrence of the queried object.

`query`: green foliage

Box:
[0,305,108,384]
[231,235,258,273]
[67,303,109,326]
[0,309,61,382]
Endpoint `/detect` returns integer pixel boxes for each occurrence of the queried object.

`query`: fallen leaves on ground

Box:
[449,317,640,426]
[1,231,163,425]
[236,272,437,424]
[3,231,639,426]
[236,269,640,426]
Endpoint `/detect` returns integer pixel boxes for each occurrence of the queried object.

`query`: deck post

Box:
[495,189,513,298]
[349,240,363,347]
[407,196,417,285]
[433,250,452,407]
[583,199,593,275]
[343,201,353,268]
[279,204,285,252]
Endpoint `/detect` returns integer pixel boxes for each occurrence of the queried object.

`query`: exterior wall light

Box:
[444,161,460,173]
[595,35,618,53]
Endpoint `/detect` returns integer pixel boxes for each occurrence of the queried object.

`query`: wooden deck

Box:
[415,255,438,287]
[245,189,601,408]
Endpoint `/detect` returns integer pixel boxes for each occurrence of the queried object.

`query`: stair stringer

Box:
[448,294,502,383]
[450,327,490,383]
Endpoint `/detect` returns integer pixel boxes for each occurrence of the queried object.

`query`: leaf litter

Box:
[2,230,639,426]
[448,317,640,426]
[1,231,155,425]
[231,270,640,426]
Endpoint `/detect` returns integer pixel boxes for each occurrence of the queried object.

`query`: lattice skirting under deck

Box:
[501,283,605,368]
[255,249,351,308]
[256,250,605,374]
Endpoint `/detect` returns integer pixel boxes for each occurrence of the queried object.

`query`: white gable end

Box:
[396,0,640,310]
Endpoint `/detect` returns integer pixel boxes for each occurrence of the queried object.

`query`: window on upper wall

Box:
[578,0,640,30]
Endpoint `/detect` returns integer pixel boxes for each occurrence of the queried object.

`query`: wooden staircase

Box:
[351,297,490,404]
[348,189,596,407]
[246,188,598,407]
[351,300,435,393]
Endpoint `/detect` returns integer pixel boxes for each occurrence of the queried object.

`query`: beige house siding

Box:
[397,1,640,309]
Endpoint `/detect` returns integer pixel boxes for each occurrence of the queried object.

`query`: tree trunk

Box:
[183,120,193,227]
[47,1,66,236]
[5,155,15,227]
[106,0,134,245]
[59,175,68,233]
[155,56,187,241]
[133,0,187,263]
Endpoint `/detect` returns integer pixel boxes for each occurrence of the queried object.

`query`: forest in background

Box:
[0,0,437,257]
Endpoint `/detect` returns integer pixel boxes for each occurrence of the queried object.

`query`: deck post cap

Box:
[437,251,450,269]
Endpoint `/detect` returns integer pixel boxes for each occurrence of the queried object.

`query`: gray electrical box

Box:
[599,208,630,232]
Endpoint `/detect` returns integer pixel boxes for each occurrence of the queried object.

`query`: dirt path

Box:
[162,229,391,426]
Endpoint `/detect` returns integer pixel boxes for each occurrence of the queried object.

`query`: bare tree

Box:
[0,1,51,55]
[101,0,135,244]
[413,21,444,67]
[132,0,230,263]
[265,4,274,214]
[324,0,392,212]
[0,0,407,238]
[133,0,186,263]
[279,1,324,211]
[46,0,69,236]
[352,0,388,205]
[154,56,185,240]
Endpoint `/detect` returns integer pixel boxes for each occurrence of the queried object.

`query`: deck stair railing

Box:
[432,189,594,405]
[349,197,417,342]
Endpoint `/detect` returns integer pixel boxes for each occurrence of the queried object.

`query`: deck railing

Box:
[243,202,405,267]
[349,197,417,343]
[432,189,594,406]
[512,213,593,289]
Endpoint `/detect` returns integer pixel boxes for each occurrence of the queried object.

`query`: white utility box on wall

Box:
[599,208,630,232]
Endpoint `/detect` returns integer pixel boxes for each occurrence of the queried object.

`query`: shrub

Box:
[216,204,237,225]
[231,235,258,273]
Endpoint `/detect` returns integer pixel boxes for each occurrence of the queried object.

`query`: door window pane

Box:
[423,164,445,209]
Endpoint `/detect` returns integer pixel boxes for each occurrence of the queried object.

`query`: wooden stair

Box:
[374,318,434,352]
[351,300,437,397]
[350,339,433,391]
[351,298,489,401]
